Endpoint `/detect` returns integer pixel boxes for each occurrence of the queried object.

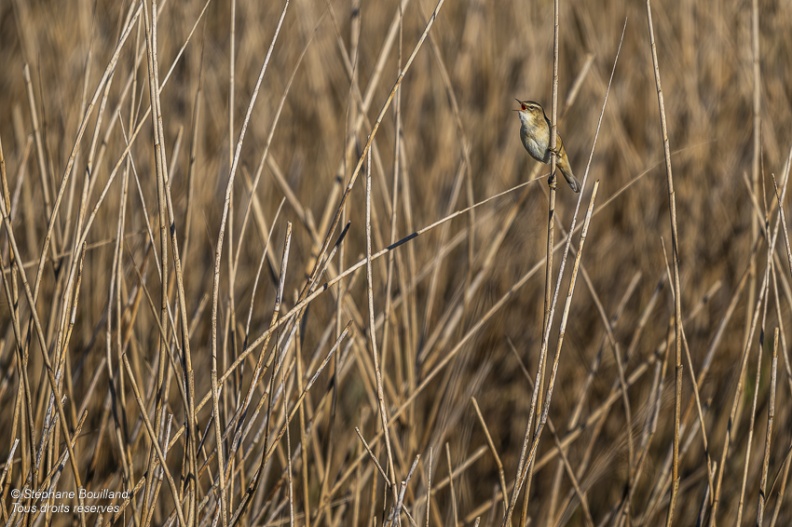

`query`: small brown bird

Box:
[514,99,581,193]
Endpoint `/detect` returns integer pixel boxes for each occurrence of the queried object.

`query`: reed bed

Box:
[1,0,792,525]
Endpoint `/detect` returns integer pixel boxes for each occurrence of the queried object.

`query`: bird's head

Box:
[514,99,547,128]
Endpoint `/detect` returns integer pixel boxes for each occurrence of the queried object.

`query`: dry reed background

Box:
[1,0,792,525]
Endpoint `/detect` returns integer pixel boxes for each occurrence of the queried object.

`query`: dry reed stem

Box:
[645,1,684,523]
[511,181,600,525]
[756,327,779,525]
[364,140,397,504]
[528,1,563,518]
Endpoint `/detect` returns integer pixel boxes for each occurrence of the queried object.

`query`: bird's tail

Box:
[558,164,581,193]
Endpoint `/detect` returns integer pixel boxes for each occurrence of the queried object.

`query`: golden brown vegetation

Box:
[1,0,792,525]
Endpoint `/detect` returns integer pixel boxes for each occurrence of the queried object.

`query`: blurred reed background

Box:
[1,0,791,525]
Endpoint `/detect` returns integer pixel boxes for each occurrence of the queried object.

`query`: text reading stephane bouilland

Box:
[9,487,131,515]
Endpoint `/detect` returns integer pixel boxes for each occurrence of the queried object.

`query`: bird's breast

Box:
[520,125,549,163]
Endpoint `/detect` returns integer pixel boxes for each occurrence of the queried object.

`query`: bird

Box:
[514,99,581,193]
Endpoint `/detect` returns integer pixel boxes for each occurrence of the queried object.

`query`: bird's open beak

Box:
[513,98,523,111]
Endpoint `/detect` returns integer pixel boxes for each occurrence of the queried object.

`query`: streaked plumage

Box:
[515,99,580,193]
